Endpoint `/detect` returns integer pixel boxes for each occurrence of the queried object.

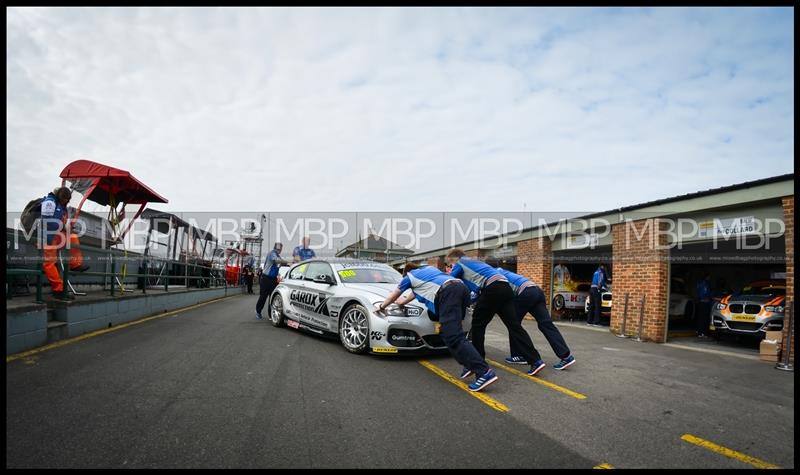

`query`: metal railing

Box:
[6,227,229,299]
[5,268,44,303]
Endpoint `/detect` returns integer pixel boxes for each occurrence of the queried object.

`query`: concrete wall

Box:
[7,306,48,356]
[7,287,239,356]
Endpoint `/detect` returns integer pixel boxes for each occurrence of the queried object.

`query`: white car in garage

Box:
[668,278,695,320]
[553,281,591,316]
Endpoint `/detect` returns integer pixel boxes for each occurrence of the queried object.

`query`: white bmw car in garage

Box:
[268,259,471,355]
[668,278,695,320]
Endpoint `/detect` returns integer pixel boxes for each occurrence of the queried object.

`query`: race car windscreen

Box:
[336,267,402,284]
[739,283,786,296]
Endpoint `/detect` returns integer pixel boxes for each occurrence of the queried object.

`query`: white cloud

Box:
[6,7,794,215]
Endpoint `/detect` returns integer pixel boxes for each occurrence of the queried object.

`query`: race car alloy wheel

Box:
[339,304,370,354]
[270,295,286,328]
[553,294,565,312]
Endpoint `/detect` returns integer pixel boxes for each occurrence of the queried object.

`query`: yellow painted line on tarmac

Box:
[417,360,509,413]
[486,359,588,400]
[7,295,238,363]
[593,462,614,469]
[680,434,781,469]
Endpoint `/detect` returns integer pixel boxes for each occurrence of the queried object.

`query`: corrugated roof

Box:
[399,173,794,260]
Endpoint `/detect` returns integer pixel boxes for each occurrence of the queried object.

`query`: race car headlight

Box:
[765,306,784,313]
[373,302,406,317]
[716,303,727,310]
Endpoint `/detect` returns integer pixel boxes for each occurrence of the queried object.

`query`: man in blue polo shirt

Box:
[256,242,290,320]
[588,264,608,326]
[446,248,542,376]
[376,262,498,392]
[486,258,575,371]
[293,236,316,263]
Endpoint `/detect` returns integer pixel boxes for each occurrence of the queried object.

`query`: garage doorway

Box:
[551,247,612,324]
[667,236,786,353]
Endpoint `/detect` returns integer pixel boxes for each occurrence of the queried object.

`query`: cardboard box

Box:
[760,340,780,356]
[765,330,783,342]
[760,353,780,363]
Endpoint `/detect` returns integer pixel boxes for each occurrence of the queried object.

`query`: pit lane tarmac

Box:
[6,294,794,469]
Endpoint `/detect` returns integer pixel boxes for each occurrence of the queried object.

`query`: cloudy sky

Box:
[7,7,794,214]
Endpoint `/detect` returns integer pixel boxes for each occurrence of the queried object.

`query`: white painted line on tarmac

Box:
[554,322,609,333]
[662,344,761,361]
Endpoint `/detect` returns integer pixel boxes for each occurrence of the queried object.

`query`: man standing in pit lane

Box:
[375,262,498,392]
[445,249,544,377]
[486,257,575,372]
[256,242,290,320]
[587,264,608,327]
[293,236,316,263]
[695,272,713,338]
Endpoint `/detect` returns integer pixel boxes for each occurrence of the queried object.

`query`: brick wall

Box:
[426,256,445,271]
[517,237,553,308]
[781,196,794,364]
[609,219,670,342]
[465,249,482,258]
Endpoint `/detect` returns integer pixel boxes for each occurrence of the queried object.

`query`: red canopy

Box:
[60,159,168,206]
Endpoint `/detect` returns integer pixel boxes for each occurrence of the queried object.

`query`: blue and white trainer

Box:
[459,367,474,380]
[255,311,263,320]
[527,360,546,376]
[468,368,498,392]
[504,356,529,365]
[553,355,575,371]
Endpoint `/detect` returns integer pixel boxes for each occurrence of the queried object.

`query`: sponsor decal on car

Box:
[372,347,398,353]
[291,289,319,307]
[338,262,386,269]
[405,306,422,317]
[287,319,300,329]
[289,289,331,316]
[731,314,756,322]
[434,323,441,334]
[370,331,385,341]
[391,334,417,341]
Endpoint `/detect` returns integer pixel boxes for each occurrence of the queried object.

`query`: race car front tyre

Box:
[270,295,286,328]
[339,303,370,354]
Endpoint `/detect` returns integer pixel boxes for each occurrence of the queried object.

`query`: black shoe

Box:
[70,264,91,273]
[52,291,75,301]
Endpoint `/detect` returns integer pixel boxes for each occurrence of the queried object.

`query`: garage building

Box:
[396,174,794,363]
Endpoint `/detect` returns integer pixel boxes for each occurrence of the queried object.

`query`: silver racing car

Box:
[268,259,471,355]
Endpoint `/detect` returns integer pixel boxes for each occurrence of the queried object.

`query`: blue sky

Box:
[6,7,794,213]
